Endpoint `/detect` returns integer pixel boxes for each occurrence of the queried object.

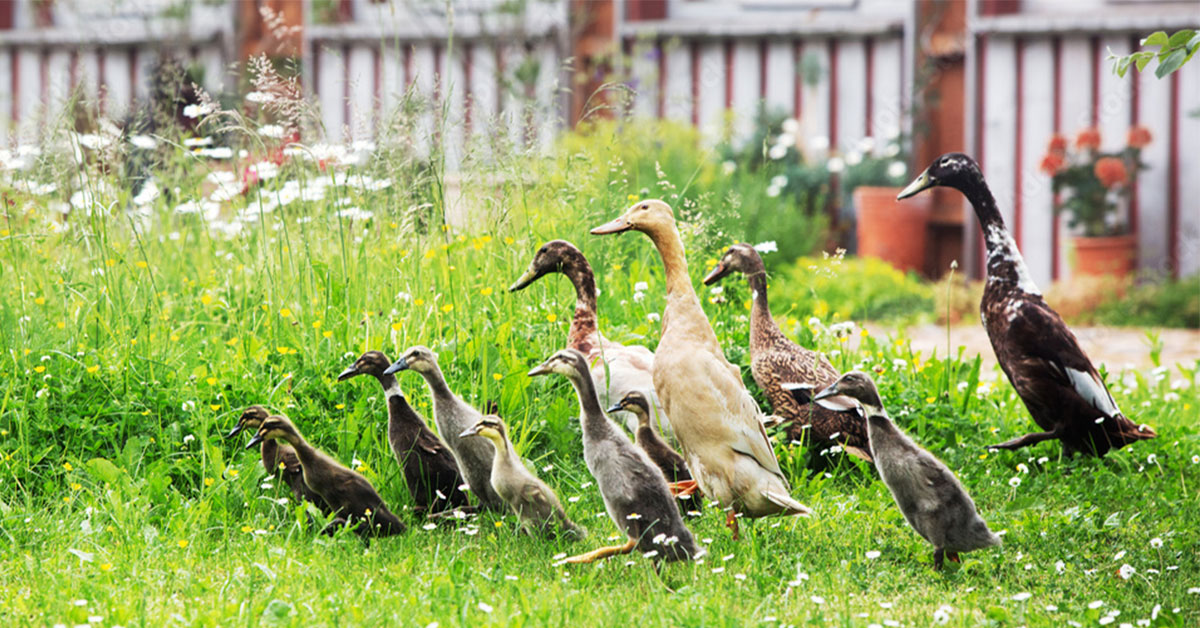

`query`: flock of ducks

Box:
[225,153,1156,570]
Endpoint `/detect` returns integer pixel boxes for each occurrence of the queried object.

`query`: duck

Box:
[245,414,407,537]
[337,351,471,515]
[383,345,506,511]
[458,415,586,540]
[591,199,811,538]
[898,153,1156,456]
[813,371,1001,569]
[607,390,702,516]
[703,243,872,461]
[226,405,329,513]
[509,239,671,438]
[529,349,699,563]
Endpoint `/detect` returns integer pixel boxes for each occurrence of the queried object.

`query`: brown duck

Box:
[607,390,703,516]
[337,351,470,515]
[226,405,329,513]
[898,153,1156,456]
[703,243,871,461]
[246,414,407,537]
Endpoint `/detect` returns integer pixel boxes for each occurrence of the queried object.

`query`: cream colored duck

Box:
[509,240,671,438]
[591,200,811,537]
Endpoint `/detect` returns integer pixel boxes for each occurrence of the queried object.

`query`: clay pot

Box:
[1072,234,1137,277]
[854,186,932,273]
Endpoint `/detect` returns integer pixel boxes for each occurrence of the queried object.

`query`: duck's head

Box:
[590,199,675,236]
[383,345,438,376]
[606,390,651,421]
[813,371,885,416]
[897,153,982,200]
[459,415,507,442]
[527,348,588,381]
[337,350,393,381]
[703,243,764,285]
[509,240,587,292]
[245,415,300,449]
[227,405,269,439]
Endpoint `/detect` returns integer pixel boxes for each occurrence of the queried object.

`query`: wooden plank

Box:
[801,39,831,153]
[1134,52,1171,277]
[468,40,498,145]
[729,39,760,143]
[696,41,725,133]
[663,38,691,122]
[347,44,375,140]
[16,47,40,138]
[982,36,1017,231]
[1176,60,1200,277]
[534,39,559,151]
[46,49,70,116]
[629,39,657,119]
[1020,37,1055,287]
[200,45,224,93]
[380,42,404,120]
[763,39,793,115]
[410,42,436,158]
[443,44,466,170]
[1057,36,1094,280]
[871,36,903,145]
[0,48,11,144]
[315,44,345,140]
[835,37,866,153]
[1096,35,1132,238]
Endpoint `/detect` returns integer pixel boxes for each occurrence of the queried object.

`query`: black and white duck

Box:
[245,414,407,537]
[530,349,699,564]
[704,243,872,461]
[337,351,470,515]
[898,153,1156,457]
[815,372,1001,570]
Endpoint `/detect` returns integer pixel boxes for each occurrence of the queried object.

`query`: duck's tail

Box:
[1107,413,1157,446]
[763,490,812,517]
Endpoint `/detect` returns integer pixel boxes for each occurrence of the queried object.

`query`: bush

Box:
[1089,275,1200,328]
[765,252,936,325]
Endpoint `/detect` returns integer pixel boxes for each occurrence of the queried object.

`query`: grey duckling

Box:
[459,415,586,540]
[383,345,505,512]
[811,372,1000,569]
[607,390,702,516]
[337,351,470,515]
[226,405,329,514]
[245,414,407,538]
[530,349,699,564]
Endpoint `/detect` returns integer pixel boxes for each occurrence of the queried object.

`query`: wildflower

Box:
[414,298,425,306]
[204,477,214,487]
[1039,152,1066,175]
[492,373,502,381]
[228,469,239,478]
[722,160,736,175]
[481,287,493,296]
[1008,476,1021,488]
[1094,157,1128,188]
[86,365,99,374]
[99,563,112,572]
[1012,592,1032,601]
[810,595,825,605]
[1126,126,1152,149]
[753,241,778,255]
[245,91,274,103]
[182,103,215,118]
[1118,564,1135,579]
[441,304,454,313]
[1089,601,1105,609]
[1076,127,1102,150]
[826,156,845,173]
[34,365,45,373]
[933,605,953,624]
[477,602,493,613]
[391,322,403,332]
[768,144,787,160]
[865,550,881,559]
[887,160,907,179]
[258,124,286,139]
[1047,133,1068,154]
[177,539,189,548]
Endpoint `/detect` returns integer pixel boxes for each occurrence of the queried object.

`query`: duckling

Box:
[510,240,671,438]
[337,351,470,515]
[226,405,329,513]
[383,345,505,512]
[592,200,811,538]
[245,414,407,537]
[530,349,699,564]
[703,243,871,461]
[898,154,1155,456]
[607,390,702,516]
[459,415,586,540]
[813,372,1000,570]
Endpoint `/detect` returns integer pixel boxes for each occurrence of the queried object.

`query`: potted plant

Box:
[1040,126,1151,277]
[843,140,929,274]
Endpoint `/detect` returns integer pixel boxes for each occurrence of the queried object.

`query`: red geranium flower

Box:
[1094,156,1128,188]
[1047,134,1068,155]
[1127,125,1152,149]
[1039,153,1066,175]
[1076,127,1102,151]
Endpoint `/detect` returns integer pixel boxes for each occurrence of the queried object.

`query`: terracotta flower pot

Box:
[1071,234,1137,277]
[854,186,932,273]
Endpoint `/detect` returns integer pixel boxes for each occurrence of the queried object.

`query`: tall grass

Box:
[0,68,1197,627]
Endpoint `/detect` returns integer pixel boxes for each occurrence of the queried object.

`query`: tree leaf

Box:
[1167,29,1195,49]
[1135,52,1155,72]
[1141,31,1169,48]
[1155,48,1187,78]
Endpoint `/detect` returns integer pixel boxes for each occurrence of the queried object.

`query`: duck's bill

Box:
[225,424,244,439]
[702,261,731,285]
[590,216,631,235]
[245,433,265,449]
[896,169,934,200]
[526,362,552,377]
[508,266,540,292]
[604,402,623,414]
[458,425,482,438]
[811,383,840,401]
[336,366,359,381]
[382,357,409,375]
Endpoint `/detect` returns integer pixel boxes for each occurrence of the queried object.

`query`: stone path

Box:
[867,323,1200,374]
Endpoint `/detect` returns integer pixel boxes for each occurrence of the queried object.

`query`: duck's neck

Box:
[962,181,1042,296]
[647,223,694,298]
[567,369,608,439]
[561,262,599,353]
[260,439,280,474]
[418,363,457,402]
[745,270,782,341]
[377,373,420,426]
[281,433,319,468]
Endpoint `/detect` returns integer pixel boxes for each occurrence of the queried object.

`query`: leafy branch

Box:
[1109,29,1199,79]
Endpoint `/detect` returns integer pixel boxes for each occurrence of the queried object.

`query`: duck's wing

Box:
[1003,297,1122,420]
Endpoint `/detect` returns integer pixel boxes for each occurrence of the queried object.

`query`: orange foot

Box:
[725,510,741,540]
[947,551,961,563]
[668,479,701,498]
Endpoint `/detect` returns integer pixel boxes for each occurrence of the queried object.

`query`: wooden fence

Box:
[967,12,1200,281]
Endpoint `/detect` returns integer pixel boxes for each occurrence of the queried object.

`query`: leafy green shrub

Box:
[766,252,936,324]
[1090,275,1200,328]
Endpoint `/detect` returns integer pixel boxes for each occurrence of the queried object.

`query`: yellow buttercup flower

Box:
[204,477,214,487]
[34,296,45,305]
[391,322,403,332]
[312,320,322,329]
[480,287,493,296]
[492,373,502,381]
[441,304,454,313]
[414,298,425,307]
[86,365,100,374]
[335,403,345,410]
[136,261,148,269]
[177,539,189,549]
[322,330,333,338]
[34,365,45,373]
[279,308,292,318]
[206,377,217,386]
[546,313,557,323]
[200,294,213,305]
[99,563,112,572]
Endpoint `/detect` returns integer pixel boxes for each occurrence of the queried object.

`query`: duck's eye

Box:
[640,204,648,210]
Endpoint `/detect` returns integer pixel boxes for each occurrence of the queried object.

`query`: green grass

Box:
[1,110,1198,627]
